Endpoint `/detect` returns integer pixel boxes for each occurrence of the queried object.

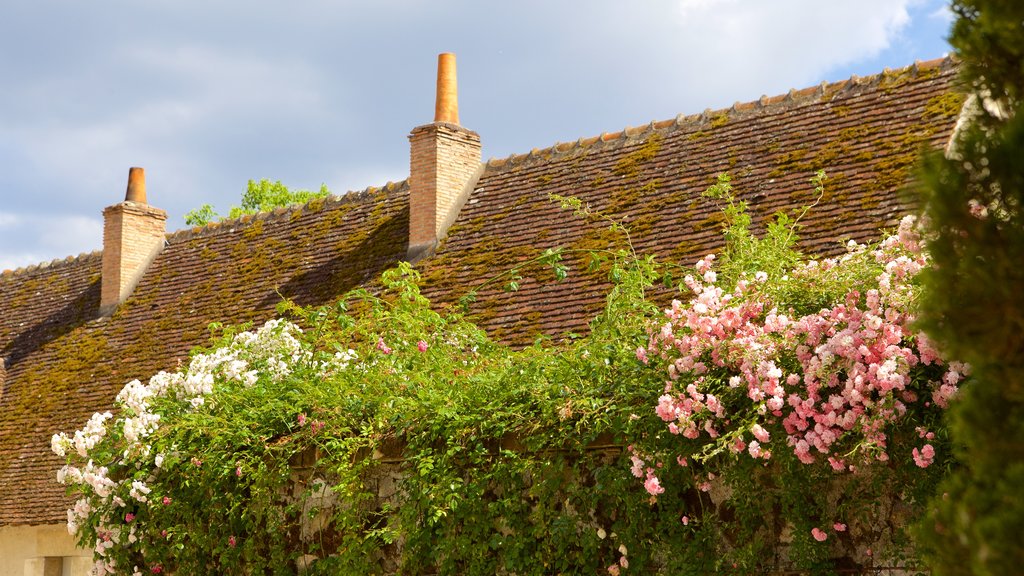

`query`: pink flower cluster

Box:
[913,444,935,468]
[642,217,965,487]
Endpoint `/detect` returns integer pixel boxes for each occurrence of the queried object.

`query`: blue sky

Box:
[0,0,954,271]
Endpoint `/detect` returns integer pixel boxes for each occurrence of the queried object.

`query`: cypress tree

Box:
[915,1,1024,574]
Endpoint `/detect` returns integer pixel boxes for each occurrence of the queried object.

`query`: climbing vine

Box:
[54,177,963,575]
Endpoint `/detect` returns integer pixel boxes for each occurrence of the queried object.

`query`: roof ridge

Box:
[3,180,413,273]
[0,250,103,279]
[484,55,958,170]
[168,179,409,243]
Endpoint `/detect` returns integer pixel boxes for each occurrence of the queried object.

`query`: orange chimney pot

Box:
[125,167,147,203]
[434,53,460,124]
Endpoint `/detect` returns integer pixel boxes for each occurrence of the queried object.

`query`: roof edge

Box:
[167,179,410,244]
[1,250,103,279]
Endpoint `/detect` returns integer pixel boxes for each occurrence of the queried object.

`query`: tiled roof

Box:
[0,184,409,525]
[419,58,963,344]
[0,58,963,526]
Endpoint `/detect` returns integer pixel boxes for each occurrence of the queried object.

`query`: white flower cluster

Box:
[50,318,323,568]
[51,411,113,459]
[129,480,151,503]
[66,498,90,534]
[80,461,116,498]
[116,380,161,446]
[318,348,359,375]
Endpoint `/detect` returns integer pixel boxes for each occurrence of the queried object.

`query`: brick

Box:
[100,201,167,315]
[408,123,482,258]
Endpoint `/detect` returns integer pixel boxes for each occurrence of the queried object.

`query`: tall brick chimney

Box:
[100,167,167,315]
[408,53,483,261]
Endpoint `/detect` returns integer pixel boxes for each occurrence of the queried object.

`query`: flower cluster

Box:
[52,319,315,575]
[643,216,965,492]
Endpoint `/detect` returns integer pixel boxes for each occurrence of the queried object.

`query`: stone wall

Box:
[0,524,92,576]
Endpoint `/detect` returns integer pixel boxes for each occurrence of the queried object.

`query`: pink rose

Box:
[644,473,665,496]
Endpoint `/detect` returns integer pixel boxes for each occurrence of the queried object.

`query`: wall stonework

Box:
[0,524,91,576]
[408,122,482,261]
[100,201,167,315]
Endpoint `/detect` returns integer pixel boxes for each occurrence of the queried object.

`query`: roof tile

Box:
[418,58,962,345]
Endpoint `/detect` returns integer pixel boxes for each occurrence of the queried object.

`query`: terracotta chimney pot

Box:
[434,53,460,124]
[125,166,147,203]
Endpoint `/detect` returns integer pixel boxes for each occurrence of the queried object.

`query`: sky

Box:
[0,0,955,272]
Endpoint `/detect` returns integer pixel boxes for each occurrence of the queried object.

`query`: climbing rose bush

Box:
[51,319,344,575]
[51,196,968,575]
[631,215,965,567]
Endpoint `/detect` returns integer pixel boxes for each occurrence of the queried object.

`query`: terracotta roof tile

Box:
[0,184,409,525]
[418,58,962,345]
[0,57,964,526]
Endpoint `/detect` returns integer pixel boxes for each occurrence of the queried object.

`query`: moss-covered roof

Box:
[419,58,962,345]
[0,184,409,525]
[0,57,963,526]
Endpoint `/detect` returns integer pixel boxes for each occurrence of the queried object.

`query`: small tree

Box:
[914,1,1024,574]
[185,179,330,226]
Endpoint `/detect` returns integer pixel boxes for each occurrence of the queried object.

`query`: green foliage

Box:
[949,0,1024,106]
[183,203,217,227]
[61,177,957,574]
[914,1,1024,574]
[702,170,825,292]
[184,179,330,226]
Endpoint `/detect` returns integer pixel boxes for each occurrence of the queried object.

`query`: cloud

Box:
[123,45,327,117]
[929,3,954,22]
[661,0,917,100]
[0,212,101,272]
[0,1,947,271]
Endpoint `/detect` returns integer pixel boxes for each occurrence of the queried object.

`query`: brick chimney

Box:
[408,53,483,261]
[100,167,167,315]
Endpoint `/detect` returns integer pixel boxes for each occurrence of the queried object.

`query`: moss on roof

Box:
[417,58,963,346]
[0,184,409,525]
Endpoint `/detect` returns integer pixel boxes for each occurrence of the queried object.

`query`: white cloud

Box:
[0,213,101,272]
[677,0,739,20]
[0,253,49,273]
[4,43,329,193]
[36,215,102,254]
[657,0,919,105]
[124,45,326,116]
[325,164,407,197]
[929,3,954,22]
